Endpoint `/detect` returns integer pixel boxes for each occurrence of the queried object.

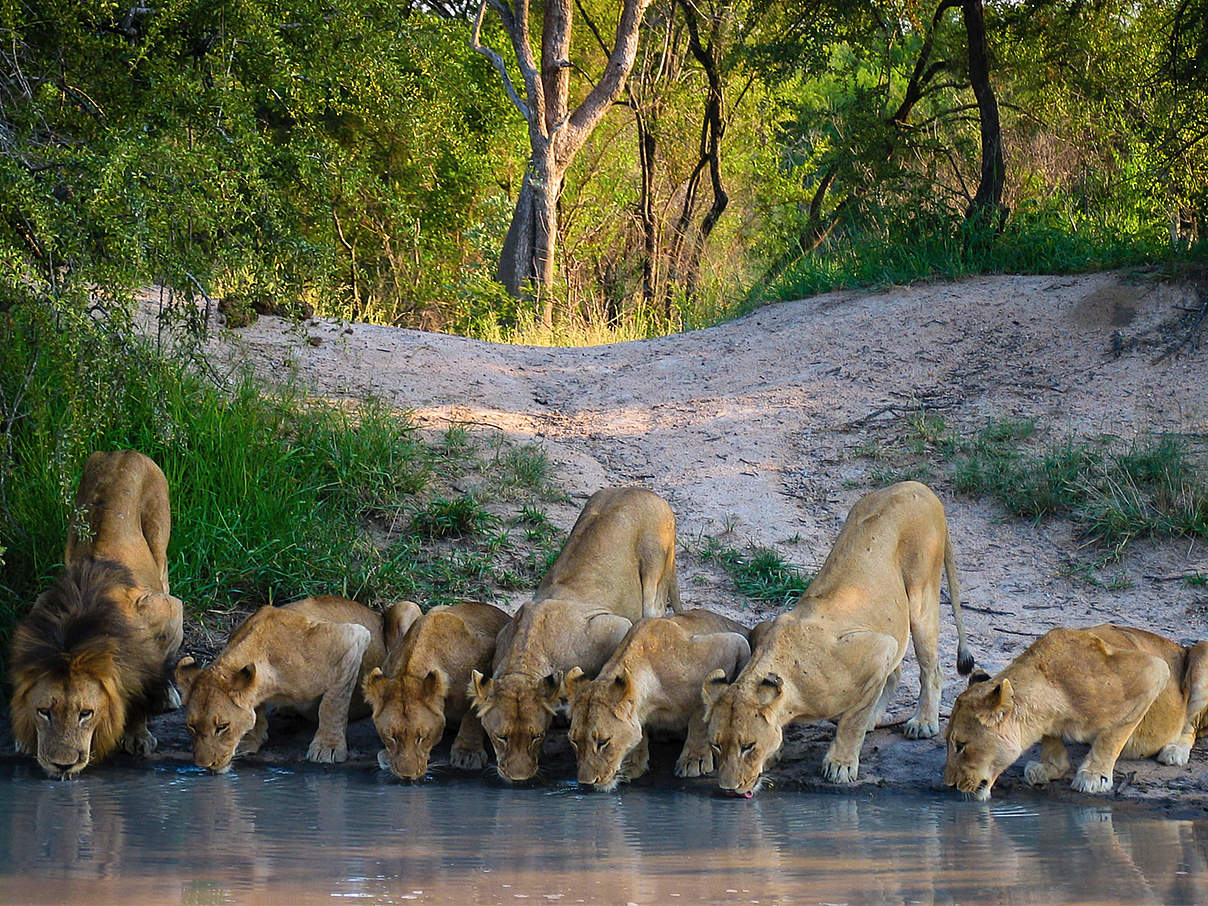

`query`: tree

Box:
[472,0,653,323]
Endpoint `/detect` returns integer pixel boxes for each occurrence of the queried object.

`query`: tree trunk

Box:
[472,0,652,317]
[961,0,1005,229]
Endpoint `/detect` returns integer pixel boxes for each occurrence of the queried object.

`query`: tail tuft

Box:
[957,645,975,676]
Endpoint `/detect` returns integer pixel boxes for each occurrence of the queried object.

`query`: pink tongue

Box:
[741,791,753,799]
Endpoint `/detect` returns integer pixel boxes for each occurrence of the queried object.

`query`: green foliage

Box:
[0,302,564,672]
[868,411,1208,558]
[698,537,813,607]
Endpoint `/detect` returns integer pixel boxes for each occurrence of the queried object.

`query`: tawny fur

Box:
[945,624,1208,799]
[176,595,417,771]
[8,450,183,778]
[702,481,973,795]
[564,609,752,791]
[469,487,681,782]
[363,601,510,779]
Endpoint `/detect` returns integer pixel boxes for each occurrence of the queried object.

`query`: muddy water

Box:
[1,762,1206,906]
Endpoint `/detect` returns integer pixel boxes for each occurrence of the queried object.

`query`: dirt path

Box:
[120,272,1208,809]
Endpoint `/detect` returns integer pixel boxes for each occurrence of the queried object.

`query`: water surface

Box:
[1,761,1206,904]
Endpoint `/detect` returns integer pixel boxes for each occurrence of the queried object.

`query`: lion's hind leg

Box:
[1074,650,1169,793]
[904,573,943,740]
[1158,640,1208,766]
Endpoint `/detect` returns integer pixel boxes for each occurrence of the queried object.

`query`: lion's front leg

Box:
[236,708,269,756]
[120,716,157,756]
[450,710,490,771]
[309,625,372,764]
[675,709,716,778]
[620,731,650,781]
[1024,734,1070,785]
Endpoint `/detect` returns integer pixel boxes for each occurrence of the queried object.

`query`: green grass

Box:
[749,199,1194,309]
[858,410,1208,560]
[0,302,564,670]
[698,537,813,607]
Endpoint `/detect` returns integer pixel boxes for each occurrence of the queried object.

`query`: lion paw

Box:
[903,716,939,739]
[1071,769,1112,794]
[450,745,489,771]
[121,727,158,756]
[821,755,859,783]
[675,749,715,778]
[1157,743,1191,766]
[307,738,348,764]
[1024,760,1055,786]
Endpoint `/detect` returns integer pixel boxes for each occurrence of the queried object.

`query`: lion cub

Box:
[703,481,974,795]
[469,486,682,782]
[363,601,511,779]
[563,610,751,791]
[176,596,419,772]
[945,624,1208,800]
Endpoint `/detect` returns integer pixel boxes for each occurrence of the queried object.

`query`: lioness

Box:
[176,596,418,772]
[703,481,974,795]
[944,624,1208,800]
[363,600,511,779]
[564,609,751,791]
[469,486,681,782]
[9,450,184,778]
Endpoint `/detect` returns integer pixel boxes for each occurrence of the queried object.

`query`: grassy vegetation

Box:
[697,537,813,607]
[856,410,1208,562]
[751,205,1195,311]
[0,303,565,671]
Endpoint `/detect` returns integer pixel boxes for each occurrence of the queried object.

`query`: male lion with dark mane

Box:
[945,624,1208,800]
[9,450,184,778]
[702,481,973,796]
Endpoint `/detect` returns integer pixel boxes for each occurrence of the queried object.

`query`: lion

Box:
[702,481,974,796]
[175,595,419,772]
[363,600,511,780]
[9,450,184,778]
[944,624,1208,800]
[468,486,681,782]
[563,609,752,791]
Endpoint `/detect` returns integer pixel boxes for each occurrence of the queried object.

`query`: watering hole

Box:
[1,761,1207,905]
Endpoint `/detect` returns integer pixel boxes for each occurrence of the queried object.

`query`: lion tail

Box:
[945,531,975,676]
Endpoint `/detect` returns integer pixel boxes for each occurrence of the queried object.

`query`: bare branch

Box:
[471,0,532,121]
[565,0,652,153]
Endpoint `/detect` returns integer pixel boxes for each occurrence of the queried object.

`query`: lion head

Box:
[363,667,449,780]
[9,564,157,779]
[563,666,644,791]
[701,668,785,797]
[175,657,259,773]
[469,670,560,781]
[943,670,1021,800]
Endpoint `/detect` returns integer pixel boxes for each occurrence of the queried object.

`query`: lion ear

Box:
[230,663,257,694]
[756,672,784,706]
[175,657,202,703]
[561,666,586,702]
[990,678,1014,720]
[967,667,992,689]
[423,668,447,700]
[362,667,388,709]
[701,668,729,719]
[468,670,492,713]
[541,671,564,711]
